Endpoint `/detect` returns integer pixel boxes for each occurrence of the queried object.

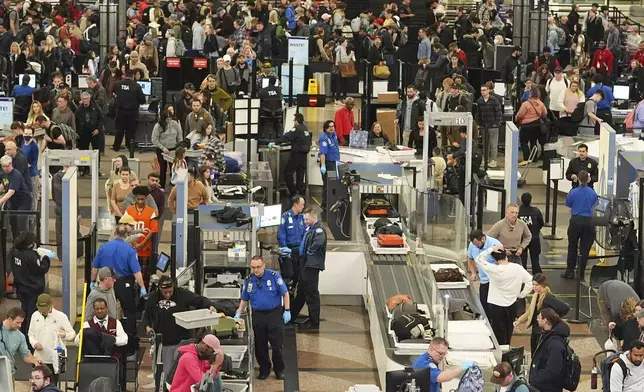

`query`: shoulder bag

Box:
[527,100,549,136]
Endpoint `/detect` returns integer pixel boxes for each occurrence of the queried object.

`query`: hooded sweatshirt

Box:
[171,344,214,392]
[529,321,571,392]
[85,285,119,321]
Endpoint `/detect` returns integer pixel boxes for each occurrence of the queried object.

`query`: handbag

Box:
[349,129,368,148]
[373,64,390,79]
[527,100,549,136]
[338,59,357,78]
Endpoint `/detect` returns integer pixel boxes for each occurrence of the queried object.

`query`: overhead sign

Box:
[287,37,309,66]
[0,98,13,131]
[166,58,180,68]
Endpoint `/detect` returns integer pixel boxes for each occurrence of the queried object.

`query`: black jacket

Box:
[367,44,385,65]
[454,15,471,42]
[75,101,105,135]
[203,34,219,57]
[0,31,13,54]
[519,204,544,252]
[586,17,604,43]
[114,79,146,111]
[302,221,327,270]
[256,29,272,60]
[439,26,455,47]
[274,123,311,154]
[462,36,481,68]
[529,321,571,392]
[9,247,50,297]
[12,150,31,191]
[502,54,521,84]
[143,287,215,345]
[396,97,425,132]
[565,156,598,188]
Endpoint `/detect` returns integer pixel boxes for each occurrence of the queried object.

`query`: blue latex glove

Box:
[268,142,275,149]
[283,310,291,324]
[90,281,96,289]
[280,247,292,255]
[140,287,147,297]
[320,164,327,176]
[234,312,241,319]
[461,361,474,371]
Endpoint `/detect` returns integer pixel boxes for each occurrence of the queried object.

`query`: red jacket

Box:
[457,49,468,68]
[334,107,355,144]
[634,50,644,66]
[592,49,614,77]
[171,344,218,392]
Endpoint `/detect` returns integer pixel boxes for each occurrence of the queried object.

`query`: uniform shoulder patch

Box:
[315,228,324,233]
[321,141,327,147]
[277,278,284,285]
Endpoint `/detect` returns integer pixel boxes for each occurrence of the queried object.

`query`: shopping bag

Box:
[349,129,368,149]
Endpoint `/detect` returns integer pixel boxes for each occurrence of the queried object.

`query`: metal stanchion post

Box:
[544,161,552,226]
[543,179,563,240]
[570,254,589,324]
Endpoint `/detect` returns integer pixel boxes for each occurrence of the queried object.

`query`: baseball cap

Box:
[554,66,563,73]
[184,82,196,91]
[202,334,222,352]
[543,46,551,53]
[98,267,114,281]
[118,214,137,225]
[513,45,522,52]
[490,362,513,385]
[36,293,52,313]
[158,275,174,289]
[223,54,232,62]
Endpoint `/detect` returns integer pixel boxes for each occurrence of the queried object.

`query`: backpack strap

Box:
[615,358,629,383]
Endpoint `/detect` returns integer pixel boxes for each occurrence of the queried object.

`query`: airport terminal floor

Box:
[5,101,613,392]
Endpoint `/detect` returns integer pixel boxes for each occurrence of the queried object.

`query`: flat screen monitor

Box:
[138,81,152,96]
[614,85,630,100]
[78,75,89,89]
[156,252,171,272]
[386,368,431,392]
[17,74,36,88]
[494,82,506,96]
[260,204,282,228]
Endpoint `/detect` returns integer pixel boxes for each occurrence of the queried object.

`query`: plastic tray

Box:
[430,263,469,289]
[369,237,410,255]
[173,309,221,329]
[221,383,248,392]
[221,345,248,368]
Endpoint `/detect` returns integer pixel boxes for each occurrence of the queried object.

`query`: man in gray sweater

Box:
[487,203,532,264]
[86,267,119,321]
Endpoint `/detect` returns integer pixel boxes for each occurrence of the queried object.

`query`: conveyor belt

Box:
[371,253,408,265]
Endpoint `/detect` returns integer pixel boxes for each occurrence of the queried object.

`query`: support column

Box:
[504,121,520,204]
[598,123,617,197]
[174,170,189,268]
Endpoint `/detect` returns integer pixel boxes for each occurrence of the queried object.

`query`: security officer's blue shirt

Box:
[319,131,340,162]
[411,352,442,392]
[277,209,306,247]
[565,185,598,217]
[92,238,141,278]
[241,269,288,311]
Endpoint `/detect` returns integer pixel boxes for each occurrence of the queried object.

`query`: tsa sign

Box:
[288,37,309,65]
[0,98,13,130]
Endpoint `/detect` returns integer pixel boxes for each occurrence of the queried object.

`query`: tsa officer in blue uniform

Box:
[277,195,306,288]
[561,170,598,280]
[235,256,290,380]
[319,120,341,212]
[291,207,327,330]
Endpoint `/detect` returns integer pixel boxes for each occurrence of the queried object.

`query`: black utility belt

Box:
[254,307,281,314]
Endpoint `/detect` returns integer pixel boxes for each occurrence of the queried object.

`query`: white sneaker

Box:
[488,160,498,168]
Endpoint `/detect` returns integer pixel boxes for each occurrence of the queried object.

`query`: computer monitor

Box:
[137,80,152,96]
[78,75,89,89]
[156,252,171,272]
[386,368,431,392]
[369,137,385,147]
[613,85,630,101]
[494,82,506,96]
[17,74,36,88]
[260,204,282,228]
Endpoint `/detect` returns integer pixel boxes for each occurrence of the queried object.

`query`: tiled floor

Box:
[9,101,612,392]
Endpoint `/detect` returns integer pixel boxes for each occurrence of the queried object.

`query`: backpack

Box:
[350,16,361,33]
[507,378,541,392]
[391,314,434,341]
[55,123,78,149]
[210,206,247,224]
[559,337,582,391]
[600,351,628,392]
[175,38,186,56]
[181,23,193,50]
[570,101,587,124]
[556,27,566,46]
[455,364,485,392]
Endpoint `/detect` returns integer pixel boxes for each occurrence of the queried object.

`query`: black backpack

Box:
[375,223,403,236]
[559,337,582,391]
[211,206,247,224]
[181,23,193,50]
[391,314,435,341]
[570,102,587,124]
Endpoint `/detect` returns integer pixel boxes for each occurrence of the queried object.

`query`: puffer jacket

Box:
[529,321,571,392]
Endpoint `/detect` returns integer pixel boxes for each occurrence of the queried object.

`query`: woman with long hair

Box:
[187,122,215,147]
[558,80,585,136]
[197,165,215,202]
[27,101,48,128]
[171,147,188,185]
[609,297,642,350]
[110,166,133,222]
[334,37,356,105]
[515,88,547,165]
[105,155,138,202]
[137,36,159,77]
[151,106,183,188]
[514,274,569,354]
[40,35,61,85]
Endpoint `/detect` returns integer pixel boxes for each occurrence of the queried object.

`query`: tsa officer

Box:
[277,195,306,289]
[268,112,312,197]
[91,215,147,336]
[319,120,340,212]
[565,144,598,189]
[112,68,146,152]
[235,256,290,381]
[561,170,598,280]
[291,207,327,330]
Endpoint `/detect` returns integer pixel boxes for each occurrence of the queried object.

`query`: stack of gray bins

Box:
[313,72,332,99]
